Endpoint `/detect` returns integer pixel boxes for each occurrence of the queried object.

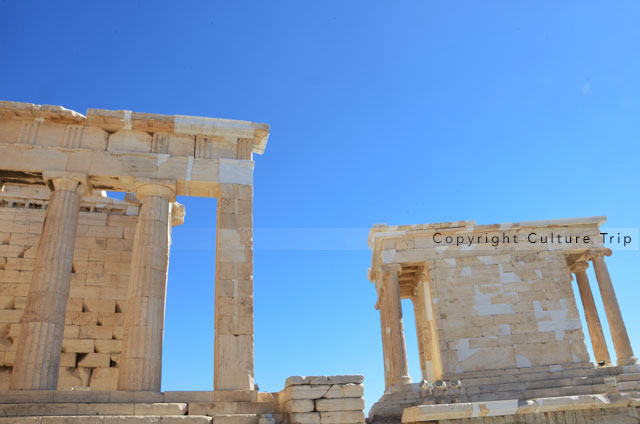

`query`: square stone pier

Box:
[367,217,640,423]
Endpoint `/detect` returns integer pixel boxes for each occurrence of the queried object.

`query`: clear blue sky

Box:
[2,1,640,411]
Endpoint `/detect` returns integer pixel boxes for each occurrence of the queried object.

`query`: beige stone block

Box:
[324,384,364,399]
[108,129,152,153]
[289,413,320,424]
[62,338,94,353]
[86,273,119,287]
[83,299,116,313]
[168,133,195,157]
[107,238,133,251]
[0,307,22,323]
[66,298,83,312]
[91,226,124,239]
[283,400,314,413]
[69,286,101,299]
[319,411,364,424]
[214,390,257,402]
[98,312,124,327]
[95,339,122,353]
[60,352,77,367]
[8,233,40,246]
[4,351,15,366]
[112,330,124,344]
[162,417,212,424]
[77,402,134,415]
[57,366,91,389]
[213,416,258,424]
[77,352,110,368]
[66,311,98,326]
[285,385,331,400]
[163,392,215,403]
[187,402,238,415]
[41,417,103,424]
[102,416,161,423]
[315,398,364,412]
[134,403,187,415]
[79,325,114,340]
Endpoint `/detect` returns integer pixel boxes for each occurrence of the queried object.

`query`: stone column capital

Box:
[43,171,88,194]
[570,261,589,273]
[135,181,176,201]
[589,248,612,259]
[382,263,402,277]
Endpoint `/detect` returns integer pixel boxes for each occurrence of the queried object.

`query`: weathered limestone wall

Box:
[278,375,366,424]
[430,250,589,375]
[0,186,137,390]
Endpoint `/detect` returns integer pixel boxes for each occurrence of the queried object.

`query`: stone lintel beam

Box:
[0,144,254,198]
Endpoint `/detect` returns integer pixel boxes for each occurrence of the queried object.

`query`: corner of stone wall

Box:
[278,375,365,424]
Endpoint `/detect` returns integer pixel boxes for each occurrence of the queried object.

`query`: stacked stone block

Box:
[279,376,365,424]
[214,183,255,391]
[430,250,590,375]
[0,186,137,391]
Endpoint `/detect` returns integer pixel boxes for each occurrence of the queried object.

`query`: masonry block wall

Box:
[430,249,591,375]
[0,186,138,390]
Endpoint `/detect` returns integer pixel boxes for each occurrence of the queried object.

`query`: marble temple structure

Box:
[367,218,640,423]
[0,101,366,424]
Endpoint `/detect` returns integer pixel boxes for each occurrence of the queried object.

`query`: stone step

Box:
[187,403,276,416]
[465,383,613,402]
[0,403,188,417]
[463,374,611,394]
[441,362,594,380]
[618,373,640,382]
[0,416,212,423]
[457,365,616,388]
[0,391,272,405]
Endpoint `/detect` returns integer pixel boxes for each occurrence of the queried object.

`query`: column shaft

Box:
[592,254,636,365]
[10,178,83,390]
[379,265,411,389]
[214,183,254,390]
[574,267,611,365]
[118,185,173,391]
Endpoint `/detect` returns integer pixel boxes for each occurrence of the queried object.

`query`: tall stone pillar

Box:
[411,277,431,382]
[118,183,174,391]
[571,261,611,366]
[591,252,636,365]
[379,264,411,390]
[10,173,86,390]
[214,183,254,391]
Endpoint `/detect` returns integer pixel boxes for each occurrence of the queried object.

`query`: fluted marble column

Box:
[571,261,611,366]
[379,264,411,390]
[118,183,174,391]
[10,174,85,390]
[591,252,636,366]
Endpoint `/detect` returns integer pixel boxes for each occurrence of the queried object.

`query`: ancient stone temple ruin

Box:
[367,218,640,423]
[0,101,366,424]
[0,100,638,424]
